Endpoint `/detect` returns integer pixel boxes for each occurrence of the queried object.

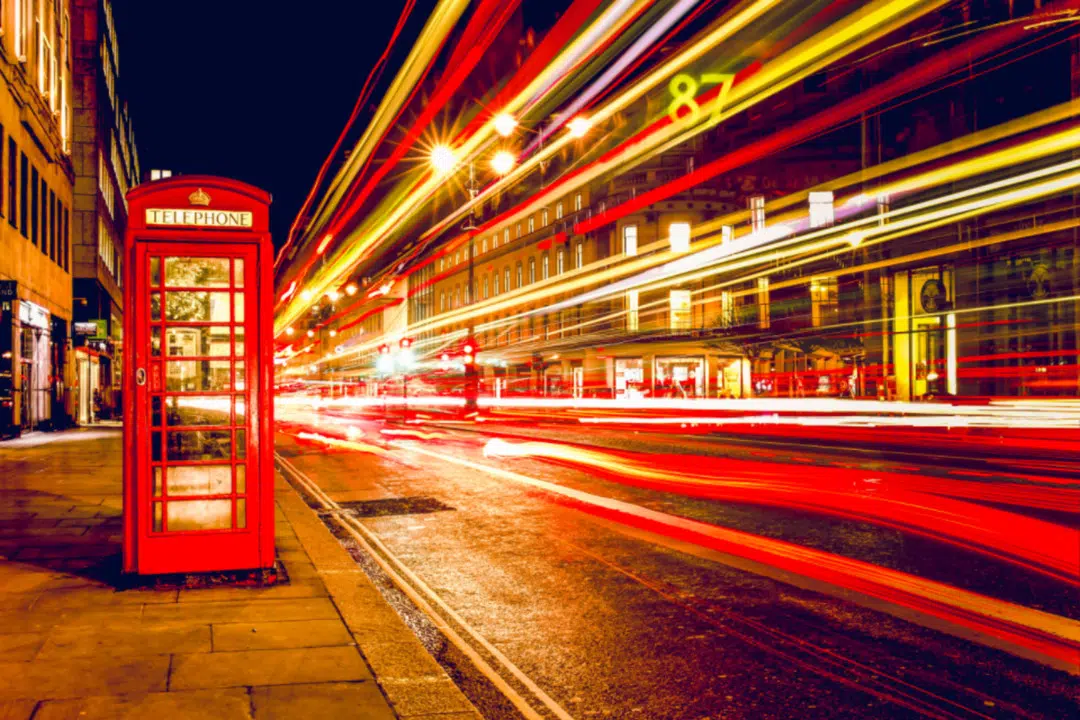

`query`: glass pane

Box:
[165,396,231,426]
[234,396,246,422]
[233,327,245,357]
[151,396,162,426]
[166,360,232,392]
[234,362,245,391]
[235,429,246,460]
[151,431,162,462]
[166,326,230,357]
[165,257,230,288]
[236,499,246,529]
[153,502,162,532]
[166,430,232,461]
[236,465,246,494]
[150,293,161,321]
[152,467,162,496]
[233,294,245,323]
[165,292,231,322]
[151,327,162,356]
[166,465,232,497]
[166,499,231,531]
[233,259,244,288]
[150,257,160,286]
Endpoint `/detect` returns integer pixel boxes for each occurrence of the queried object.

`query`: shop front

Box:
[614,357,645,399]
[654,356,706,398]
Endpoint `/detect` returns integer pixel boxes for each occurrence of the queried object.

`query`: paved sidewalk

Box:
[0,428,481,719]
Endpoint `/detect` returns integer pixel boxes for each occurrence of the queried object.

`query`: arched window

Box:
[504,267,511,291]
[493,272,500,295]
[503,228,509,244]
[542,209,549,226]
[542,254,549,280]
[454,285,460,308]
[528,257,536,284]
[527,216,535,233]
[556,202,563,220]
[515,262,523,288]
[481,237,488,253]
[575,242,583,269]
[483,276,489,299]
[440,291,445,312]
[557,249,564,275]
[516,223,522,238]
[574,193,582,211]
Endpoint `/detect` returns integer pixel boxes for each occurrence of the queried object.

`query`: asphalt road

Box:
[275,409,1079,719]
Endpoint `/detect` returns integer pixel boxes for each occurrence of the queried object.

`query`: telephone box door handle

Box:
[136,368,147,387]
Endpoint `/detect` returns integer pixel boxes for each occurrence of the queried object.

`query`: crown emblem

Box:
[188,188,211,206]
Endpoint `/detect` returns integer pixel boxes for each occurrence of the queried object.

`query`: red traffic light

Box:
[463,344,473,355]
[463,354,474,365]
[378,344,390,355]
[400,337,412,349]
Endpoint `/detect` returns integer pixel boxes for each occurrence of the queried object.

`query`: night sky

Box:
[112,1,432,252]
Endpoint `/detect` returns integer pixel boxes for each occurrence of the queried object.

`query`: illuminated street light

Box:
[491,150,516,176]
[345,283,358,296]
[494,113,517,137]
[430,145,457,175]
[847,230,867,247]
[306,329,315,338]
[329,329,337,337]
[300,289,314,302]
[285,327,294,336]
[327,290,341,302]
[567,116,591,138]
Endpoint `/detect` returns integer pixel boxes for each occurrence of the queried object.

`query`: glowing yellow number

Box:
[668,73,700,123]
[699,72,735,127]
[669,71,736,126]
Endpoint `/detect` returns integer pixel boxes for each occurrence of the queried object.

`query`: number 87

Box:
[668,72,735,126]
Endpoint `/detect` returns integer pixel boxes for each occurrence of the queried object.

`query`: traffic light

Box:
[400,337,412,350]
[378,344,391,355]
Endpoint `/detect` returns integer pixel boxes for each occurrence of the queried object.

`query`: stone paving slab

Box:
[250,682,397,719]
[0,655,171,700]
[211,618,353,652]
[33,689,252,720]
[169,646,373,690]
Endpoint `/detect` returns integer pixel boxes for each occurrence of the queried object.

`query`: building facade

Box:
[70,0,139,423]
[0,0,76,436]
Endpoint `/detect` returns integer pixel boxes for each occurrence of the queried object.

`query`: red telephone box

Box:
[122,176,274,575]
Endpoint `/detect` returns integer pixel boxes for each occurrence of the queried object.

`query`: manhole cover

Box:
[337,496,454,517]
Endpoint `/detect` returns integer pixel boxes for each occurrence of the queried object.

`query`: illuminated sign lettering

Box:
[146,208,253,228]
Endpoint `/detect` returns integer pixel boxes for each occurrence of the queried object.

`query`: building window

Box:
[62,205,69,272]
[49,190,56,262]
[516,223,521,238]
[528,257,536,284]
[440,291,445,312]
[811,276,839,327]
[542,209,549,226]
[504,267,511,292]
[749,195,765,233]
[669,222,690,253]
[29,166,37,246]
[493,272,500,295]
[483,276,489,299]
[756,277,770,329]
[670,290,691,331]
[19,153,28,238]
[627,290,639,332]
[528,216,534,233]
[454,251,459,265]
[40,177,47,256]
[455,285,461,308]
[622,225,637,256]
[515,263,522,288]
[7,138,16,228]
[575,193,582,211]
[809,191,834,229]
[575,242,583,269]
[541,254,549,280]
[720,291,733,328]
[556,202,563,220]
[15,0,30,60]
[481,237,488,253]
[557,249,564,275]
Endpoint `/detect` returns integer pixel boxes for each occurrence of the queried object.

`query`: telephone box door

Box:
[131,242,262,573]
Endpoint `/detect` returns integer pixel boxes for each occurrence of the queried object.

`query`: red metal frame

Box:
[123,177,274,574]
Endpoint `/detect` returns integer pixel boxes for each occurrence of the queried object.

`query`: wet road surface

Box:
[274,411,1079,719]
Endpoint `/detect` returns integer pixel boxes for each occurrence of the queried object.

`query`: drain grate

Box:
[335,496,455,518]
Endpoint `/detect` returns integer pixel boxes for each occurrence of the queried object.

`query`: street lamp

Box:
[494,113,517,138]
[491,150,516,176]
[568,116,591,139]
[430,145,457,175]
